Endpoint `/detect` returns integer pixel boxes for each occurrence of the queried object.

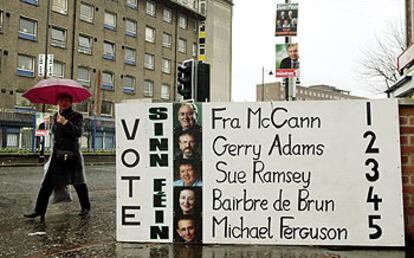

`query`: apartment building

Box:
[256,82,365,102]
[0,0,209,149]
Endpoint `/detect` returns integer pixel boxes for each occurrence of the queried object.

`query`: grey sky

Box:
[231,0,404,101]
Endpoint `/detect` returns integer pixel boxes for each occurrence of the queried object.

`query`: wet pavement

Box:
[0,165,411,257]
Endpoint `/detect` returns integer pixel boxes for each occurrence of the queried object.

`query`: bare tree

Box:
[357,21,406,93]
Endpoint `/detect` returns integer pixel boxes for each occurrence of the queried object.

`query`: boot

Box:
[78,209,90,216]
[24,212,45,222]
[74,183,91,216]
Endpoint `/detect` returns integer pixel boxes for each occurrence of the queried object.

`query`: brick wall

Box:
[400,104,414,242]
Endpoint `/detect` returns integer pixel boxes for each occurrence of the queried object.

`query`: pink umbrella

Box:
[23,78,92,105]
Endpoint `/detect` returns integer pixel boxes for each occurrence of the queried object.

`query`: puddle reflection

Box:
[116,244,405,258]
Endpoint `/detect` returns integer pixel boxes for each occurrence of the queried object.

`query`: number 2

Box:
[363,131,379,154]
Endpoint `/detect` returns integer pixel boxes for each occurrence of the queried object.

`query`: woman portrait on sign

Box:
[175,187,202,216]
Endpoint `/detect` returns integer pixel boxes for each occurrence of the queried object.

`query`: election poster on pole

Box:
[116,99,404,246]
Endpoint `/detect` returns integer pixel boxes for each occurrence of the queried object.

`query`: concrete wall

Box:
[205,0,232,102]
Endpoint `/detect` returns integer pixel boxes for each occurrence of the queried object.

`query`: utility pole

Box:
[262,67,265,101]
[283,0,291,101]
[39,0,51,162]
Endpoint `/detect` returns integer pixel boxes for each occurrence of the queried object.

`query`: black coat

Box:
[46,107,86,187]
[280,57,299,69]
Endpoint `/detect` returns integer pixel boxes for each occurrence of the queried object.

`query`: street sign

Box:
[38,54,54,77]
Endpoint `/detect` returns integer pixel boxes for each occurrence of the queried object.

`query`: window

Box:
[192,43,197,57]
[127,0,138,9]
[19,17,37,41]
[51,27,66,48]
[163,8,172,23]
[74,100,89,113]
[6,129,19,148]
[125,19,137,37]
[161,84,170,100]
[96,132,103,148]
[17,54,35,77]
[123,75,135,94]
[16,92,31,106]
[105,132,115,150]
[178,38,187,53]
[0,11,3,33]
[53,61,65,78]
[52,0,68,14]
[144,53,155,70]
[193,20,198,34]
[178,14,187,29]
[193,0,199,10]
[104,12,117,30]
[101,101,113,116]
[80,3,94,23]
[162,33,171,48]
[78,34,92,54]
[145,26,155,43]
[102,71,114,90]
[146,1,156,16]
[124,47,136,65]
[103,41,115,60]
[77,66,90,86]
[162,58,171,74]
[21,0,39,6]
[200,2,206,15]
[144,80,153,97]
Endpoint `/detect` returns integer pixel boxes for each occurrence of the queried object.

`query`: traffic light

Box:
[177,59,195,100]
[196,63,210,102]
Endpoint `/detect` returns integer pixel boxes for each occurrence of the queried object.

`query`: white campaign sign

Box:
[116,103,173,243]
[116,99,404,246]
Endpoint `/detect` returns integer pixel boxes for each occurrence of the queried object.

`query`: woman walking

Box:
[24,93,90,221]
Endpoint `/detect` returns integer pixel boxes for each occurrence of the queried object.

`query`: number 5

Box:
[368,215,382,239]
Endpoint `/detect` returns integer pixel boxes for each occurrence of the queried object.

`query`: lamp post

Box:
[39,0,51,162]
[261,67,273,101]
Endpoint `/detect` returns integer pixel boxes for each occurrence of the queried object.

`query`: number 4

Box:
[367,186,382,211]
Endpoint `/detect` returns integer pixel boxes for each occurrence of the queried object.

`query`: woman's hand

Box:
[57,113,68,125]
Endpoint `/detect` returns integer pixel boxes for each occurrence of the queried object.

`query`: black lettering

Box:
[155,210,164,223]
[154,123,163,136]
[153,192,167,207]
[122,206,141,225]
[149,107,168,120]
[149,138,168,151]
[154,178,167,191]
[212,107,226,129]
[150,226,169,239]
[121,176,141,197]
[121,119,140,140]
[271,107,288,128]
[121,148,140,168]
[150,154,168,167]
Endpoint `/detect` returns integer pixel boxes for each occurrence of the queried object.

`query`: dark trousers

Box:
[34,174,91,215]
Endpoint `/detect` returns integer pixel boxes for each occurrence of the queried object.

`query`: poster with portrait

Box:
[35,112,52,136]
[275,3,298,36]
[116,99,405,246]
[276,43,299,78]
